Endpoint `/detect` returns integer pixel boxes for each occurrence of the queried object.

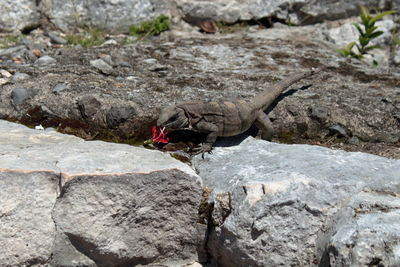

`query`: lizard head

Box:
[157,106,189,130]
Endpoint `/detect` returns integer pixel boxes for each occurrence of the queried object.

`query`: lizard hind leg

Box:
[254,110,274,141]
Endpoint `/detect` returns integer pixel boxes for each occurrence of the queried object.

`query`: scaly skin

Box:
[157,68,323,155]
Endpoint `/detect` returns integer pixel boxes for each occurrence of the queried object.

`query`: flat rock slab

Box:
[0,120,203,266]
[193,138,400,266]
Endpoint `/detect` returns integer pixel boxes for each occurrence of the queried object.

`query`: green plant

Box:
[337,5,395,59]
[129,14,170,39]
[0,34,19,48]
[65,26,106,47]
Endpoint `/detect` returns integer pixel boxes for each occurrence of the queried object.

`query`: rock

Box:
[47,31,67,45]
[178,0,400,26]
[0,69,12,78]
[0,0,40,33]
[0,170,59,266]
[90,58,113,74]
[101,39,118,46]
[52,83,68,94]
[44,0,172,33]
[11,72,31,82]
[329,123,350,138]
[34,55,57,66]
[105,106,137,128]
[10,87,37,105]
[326,192,400,266]
[0,119,203,266]
[325,19,395,48]
[193,137,400,266]
[0,45,26,58]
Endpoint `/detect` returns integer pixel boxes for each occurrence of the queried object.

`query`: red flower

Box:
[152,126,170,143]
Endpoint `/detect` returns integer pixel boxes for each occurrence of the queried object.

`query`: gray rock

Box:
[325,19,395,48]
[12,72,31,82]
[53,169,202,266]
[0,45,26,57]
[105,106,137,128]
[34,55,57,66]
[193,137,400,266]
[48,31,67,45]
[52,83,68,94]
[0,170,59,266]
[11,87,37,105]
[0,119,202,266]
[329,123,350,137]
[90,58,113,74]
[0,0,40,32]
[44,0,172,33]
[326,192,400,266]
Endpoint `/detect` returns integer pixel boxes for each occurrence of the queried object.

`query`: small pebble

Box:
[34,55,57,66]
[0,69,12,78]
[11,88,36,105]
[12,72,31,82]
[90,59,113,74]
[52,83,68,94]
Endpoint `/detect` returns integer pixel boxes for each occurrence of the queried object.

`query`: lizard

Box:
[157,68,322,155]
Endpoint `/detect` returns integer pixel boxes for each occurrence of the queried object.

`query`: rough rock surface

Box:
[1,24,399,158]
[177,0,400,25]
[0,0,40,33]
[0,120,203,266]
[42,0,173,33]
[193,137,400,266]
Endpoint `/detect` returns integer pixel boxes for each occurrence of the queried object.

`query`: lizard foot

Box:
[192,144,213,158]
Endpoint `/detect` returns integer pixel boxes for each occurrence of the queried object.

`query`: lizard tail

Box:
[253,67,323,110]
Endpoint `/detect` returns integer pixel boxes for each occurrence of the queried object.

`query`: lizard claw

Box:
[192,143,213,158]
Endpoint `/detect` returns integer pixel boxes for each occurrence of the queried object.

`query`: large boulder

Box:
[42,0,173,33]
[0,0,40,33]
[177,0,400,25]
[193,137,400,266]
[0,120,204,266]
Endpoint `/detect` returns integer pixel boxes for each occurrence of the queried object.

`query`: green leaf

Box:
[359,36,370,46]
[359,5,370,26]
[345,41,356,52]
[370,10,396,24]
[353,23,365,35]
[363,45,381,51]
[365,25,378,36]
[337,48,349,57]
[368,30,384,39]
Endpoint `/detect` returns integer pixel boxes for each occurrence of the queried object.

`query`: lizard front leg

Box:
[254,110,274,140]
[192,121,219,156]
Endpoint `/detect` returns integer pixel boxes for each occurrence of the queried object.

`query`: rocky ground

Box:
[1,21,399,158]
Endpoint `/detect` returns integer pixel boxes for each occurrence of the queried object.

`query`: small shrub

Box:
[338,5,395,60]
[129,14,170,38]
[65,26,106,47]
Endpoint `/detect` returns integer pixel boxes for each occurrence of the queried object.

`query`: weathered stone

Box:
[52,83,68,94]
[11,72,31,82]
[0,0,40,33]
[0,45,27,57]
[105,105,137,128]
[0,119,203,266]
[11,87,37,105]
[53,169,202,266]
[34,55,57,66]
[193,137,400,266]
[0,170,59,266]
[44,0,172,33]
[48,31,67,45]
[90,58,113,74]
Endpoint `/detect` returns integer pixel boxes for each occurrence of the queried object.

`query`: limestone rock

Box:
[193,137,400,266]
[44,0,172,33]
[0,0,40,33]
[0,120,203,266]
